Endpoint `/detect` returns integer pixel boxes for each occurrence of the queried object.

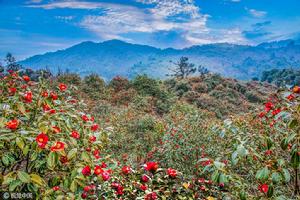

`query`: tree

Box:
[5,53,21,71]
[168,57,196,79]
[83,74,106,99]
[198,65,209,76]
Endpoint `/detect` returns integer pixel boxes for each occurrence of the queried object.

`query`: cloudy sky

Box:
[0,0,300,60]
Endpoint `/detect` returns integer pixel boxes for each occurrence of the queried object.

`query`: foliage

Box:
[261,68,300,87]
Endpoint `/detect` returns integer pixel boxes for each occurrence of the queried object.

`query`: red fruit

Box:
[50,141,65,152]
[167,168,177,178]
[82,166,91,176]
[71,131,80,139]
[101,162,107,168]
[52,186,60,191]
[144,161,158,172]
[59,83,67,91]
[36,133,48,148]
[121,165,131,175]
[6,119,19,130]
[23,75,30,82]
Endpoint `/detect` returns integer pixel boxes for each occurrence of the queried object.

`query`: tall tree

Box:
[5,53,21,71]
[168,57,196,79]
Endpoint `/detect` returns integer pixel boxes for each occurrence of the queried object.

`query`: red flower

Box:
[101,162,107,168]
[43,104,51,112]
[23,75,30,82]
[287,94,295,101]
[258,184,269,193]
[52,126,61,134]
[93,149,101,159]
[89,135,96,143]
[94,165,103,175]
[50,141,65,152]
[265,150,272,156]
[36,133,48,148]
[258,112,265,118]
[272,108,281,116]
[140,184,147,191]
[81,192,87,199]
[82,115,89,122]
[84,185,91,192]
[59,83,67,91]
[71,131,80,139]
[91,124,99,131]
[145,162,158,172]
[42,91,48,97]
[8,87,17,94]
[141,175,149,182]
[6,119,19,130]
[52,186,60,191]
[101,171,110,181]
[167,168,177,178]
[60,156,68,164]
[293,86,300,93]
[145,192,157,200]
[82,166,91,176]
[24,91,33,103]
[265,102,274,112]
[50,92,58,100]
[121,165,131,175]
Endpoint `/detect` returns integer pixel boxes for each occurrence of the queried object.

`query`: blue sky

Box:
[0,0,300,60]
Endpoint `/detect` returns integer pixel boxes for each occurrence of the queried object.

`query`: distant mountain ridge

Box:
[19,39,300,80]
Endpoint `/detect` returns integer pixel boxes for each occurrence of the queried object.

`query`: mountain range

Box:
[19,39,300,80]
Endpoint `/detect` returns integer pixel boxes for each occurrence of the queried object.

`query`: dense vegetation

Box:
[0,57,299,199]
[260,68,300,87]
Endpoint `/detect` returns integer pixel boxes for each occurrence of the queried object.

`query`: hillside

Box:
[19,39,300,80]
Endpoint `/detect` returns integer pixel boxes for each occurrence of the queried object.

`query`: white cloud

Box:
[28,0,248,46]
[55,15,74,21]
[246,8,267,18]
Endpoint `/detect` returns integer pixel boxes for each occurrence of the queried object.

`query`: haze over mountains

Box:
[19,39,300,80]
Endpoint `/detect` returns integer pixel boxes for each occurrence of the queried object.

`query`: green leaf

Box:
[271,172,282,183]
[9,179,22,191]
[16,137,25,150]
[30,174,45,186]
[288,119,298,129]
[255,167,269,180]
[47,152,57,170]
[70,180,77,193]
[2,154,10,166]
[211,170,219,183]
[219,173,228,184]
[81,151,91,163]
[17,171,31,183]
[214,161,225,170]
[282,168,291,183]
[67,148,77,160]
